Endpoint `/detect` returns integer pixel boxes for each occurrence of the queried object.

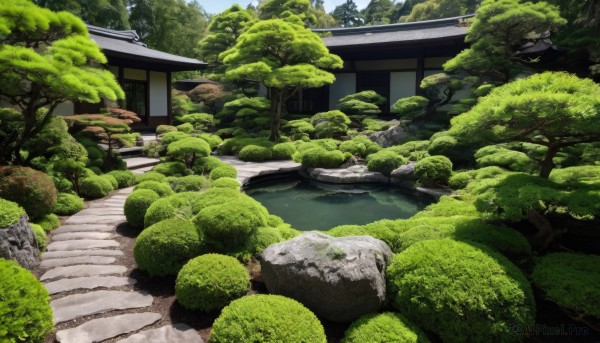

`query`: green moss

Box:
[79,176,114,199]
[210,294,326,343]
[341,312,430,343]
[211,177,240,189]
[387,239,535,343]
[175,254,250,311]
[209,165,238,180]
[298,148,346,168]
[414,155,453,185]
[272,142,297,160]
[166,137,211,168]
[474,146,536,172]
[176,122,194,133]
[0,198,25,227]
[152,161,191,177]
[34,214,60,232]
[143,192,203,228]
[239,145,273,162]
[549,165,600,185]
[160,131,189,145]
[125,189,160,230]
[134,218,203,277]
[386,141,430,159]
[428,136,458,156]
[0,258,53,342]
[30,224,47,252]
[134,181,175,197]
[107,170,136,188]
[366,150,407,175]
[197,133,223,149]
[532,253,600,318]
[311,110,351,138]
[218,137,276,155]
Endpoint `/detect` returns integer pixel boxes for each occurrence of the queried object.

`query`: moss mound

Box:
[134,180,175,197]
[414,155,453,185]
[239,145,273,162]
[107,170,136,188]
[34,214,60,232]
[298,148,346,168]
[135,171,167,184]
[272,142,297,160]
[52,193,85,216]
[125,189,160,229]
[31,224,47,252]
[210,294,326,343]
[152,161,191,177]
[0,198,25,227]
[341,312,430,343]
[366,150,407,175]
[211,177,240,189]
[209,165,238,180]
[79,175,114,199]
[167,175,207,192]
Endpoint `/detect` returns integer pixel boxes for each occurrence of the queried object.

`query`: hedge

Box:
[52,193,85,216]
[124,189,160,229]
[341,312,430,343]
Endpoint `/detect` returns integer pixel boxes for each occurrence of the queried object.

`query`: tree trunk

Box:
[539,145,558,179]
[269,91,282,142]
[526,209,557,251]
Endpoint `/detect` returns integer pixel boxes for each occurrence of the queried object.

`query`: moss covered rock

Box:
[0,198,25,228]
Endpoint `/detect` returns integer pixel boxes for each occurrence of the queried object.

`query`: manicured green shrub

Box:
[107,170,136,188]
[143,192,203,228]
[532,253,600,318]
[0,258,53,343]
[414,155,453,185]
[392,95,428,121]
[474,146,536,173]
[175,254,250,311]
[366,151,407,175]
[239,145,273,162]
[168,175,207,192]
[134,181,175,197]
[134,218,203,277]
[156,125,177,135]
[218,136,275,155]
[209,165,238,180]
[387,239,535,343]
[283,119,315,140]
[166,137,211,169]
[298,148,346,168]
[79,175,115,199]
[125,189,160,229]
[341,312,430,343]
[160,131,189,145]
[428,135,458,156]
[242,226,285,256]
[311,110,351,138]
[53,192,86,216]
[387,141,430,159]
[267,214,285,227]
[0,198,25,227]
[209,294,326,343]
[100,174,119,189]
[135,171,167,184]
[312,138,341,151]
[152,162,191,177]
[0,166,57,220]
[549,165,600,185]
[197,133,223,149]
[211,177,240,189]
[176,122,194,133]
[193,156,226,174]
[34,214,60,232]
[30,224,47,252]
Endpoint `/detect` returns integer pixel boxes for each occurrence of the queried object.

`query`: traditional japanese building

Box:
[54,25,206,128]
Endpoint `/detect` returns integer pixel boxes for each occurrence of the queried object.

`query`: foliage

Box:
[0,166,57,220]
[414,155,452,185]
[366,151,407,175]
[311,110,351,139]
[175,254,250,312]
[298,148,346,168]
[135,171,166,184]
[193,156,227,174]
[52,193,85,216]
[532,253,600,318]
[178,113,214,132]
[341,312,430,343]
[332,0,363,27]
[30,223,46,252]
[272,142,297,160]
[101,174,119,189]
[156,125,177,136]
[209,294,326,343]
[392,96,428,121]
[218,97,271,133]
[35,0,130,30]
[211,177,241,190]
[339,99,382,116]
[167,175,208,193]
[125,189,160,229]
[239,145,273,162]
[427,135,458,156]
[218,136,275,155]
[79,175,114,200]
[0,0,124,164]
[107,170,136,188]
[134,218,203,277]
[166,137,211,169]
[474,146,537,173]
[152,162,191,177]
[34,214,60,232]
[406,0,479,22]
[134,181,174,197]
[387,140,431,159]
[283,119,315,140]
[176,123,194,134]
[258,0,317,25]
[238,226,286,258]
[0,258,53,343]
[387,239,535,343]
[209,165,238,180]
[188,84,226,114]
[362,0,394,25]
[144,192,203,228]
[0,198,25,227]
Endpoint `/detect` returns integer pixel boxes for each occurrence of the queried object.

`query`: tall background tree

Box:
[33,0,130,30]
[362,0,394,25]
[406,0,481,22]
[332,0,364,27]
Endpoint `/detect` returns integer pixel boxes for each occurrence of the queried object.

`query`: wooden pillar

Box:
[167,71,173,125]
[118,66,124,109]
[416,51,425,95]
[145,70,151,126]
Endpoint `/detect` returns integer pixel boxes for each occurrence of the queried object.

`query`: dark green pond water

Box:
[245,177,432,231]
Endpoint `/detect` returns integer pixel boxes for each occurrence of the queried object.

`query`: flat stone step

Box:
[116,323,204,343]
[52,232,115,241]
[42,249,123,259]
[44,276,137,295]
[76,208,124,216]
[41,265,127,281]
[56,312,161,343]
[51,290,154,324]
[47,239,119,251]
[64,215,126,225]
[53,224,115,234]
[40,256,116,269]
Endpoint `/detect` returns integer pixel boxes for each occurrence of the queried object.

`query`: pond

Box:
[245,176,433,231]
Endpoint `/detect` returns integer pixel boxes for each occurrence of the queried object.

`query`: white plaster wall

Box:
[53,101,74,116]
[329,73,356,109]
[355,59,417,71]
[149,71,168,117]
[124,68,146,81]
[390,72,417,106]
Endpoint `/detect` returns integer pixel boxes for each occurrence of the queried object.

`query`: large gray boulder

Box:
[0,214,39,269]
[369,125,408,148]
[260,232,393,322]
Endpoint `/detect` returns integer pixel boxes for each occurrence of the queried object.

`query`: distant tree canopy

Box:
[361,0,394,25]
[33,0,130,30]
[406,0,481,22]
[258,0,317,25]
[332,0,363,27]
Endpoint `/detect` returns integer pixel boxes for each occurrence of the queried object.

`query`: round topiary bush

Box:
[339,140,367,157]
[341,312,430,343]
[532,252,600,318]
[156,124,177,135]
[52,193,85,216]
[209,165,238,180]
[272,142,297,160]
[414,155,453,185]
[79,175,115,199]
[0,198,25,227]
[0,258,53,342]
[166,137,211,169]
[193,156,225,174]
[135,171,167,184]
[386,239,535,343]
[152,161,191,177]
[100,174,119,189]
[209,294,326,343]
[211,177,240,189]
[125,189,160,229]
[134,218,203,277]
[143,192,206,228]
[134,181,175,197]
[239,145,273,162]
[167,175,207,192]
[175,254,250,312]
[0,166,57,220]
[34,214,60,232]
[30,224,47,252]
[366,150,407,175]
[298,148,346,168]
[107,170,136,188]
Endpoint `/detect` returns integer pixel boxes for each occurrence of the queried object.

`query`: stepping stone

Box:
[51,290,154,324]
[76,208,124,216]
[64,216,126,225]
[47,239,119,251]
[52,232,114,241]
[40,256,116,268]
[45,276,137,295]
[41,265,126,281]
[42,249,123,259]
[55,312,161,343]
[117,323,204,343]
[53,224,115,234]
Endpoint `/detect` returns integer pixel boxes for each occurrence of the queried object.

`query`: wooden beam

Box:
[416,51,425,95]
[167,71,173,125]
[145,69,150,126]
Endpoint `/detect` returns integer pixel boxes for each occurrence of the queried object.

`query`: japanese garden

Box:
[1,0,599,342]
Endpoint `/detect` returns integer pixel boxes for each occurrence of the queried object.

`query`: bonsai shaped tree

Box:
[338,90,387,116]
[0,0,124,165]
[220,15,342,141]
[187,83,227,114]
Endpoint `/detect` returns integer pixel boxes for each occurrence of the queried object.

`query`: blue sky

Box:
[197,0,372,15]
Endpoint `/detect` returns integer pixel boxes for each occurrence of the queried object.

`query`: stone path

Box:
[39,187,204,342]
[217,155,301,186]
